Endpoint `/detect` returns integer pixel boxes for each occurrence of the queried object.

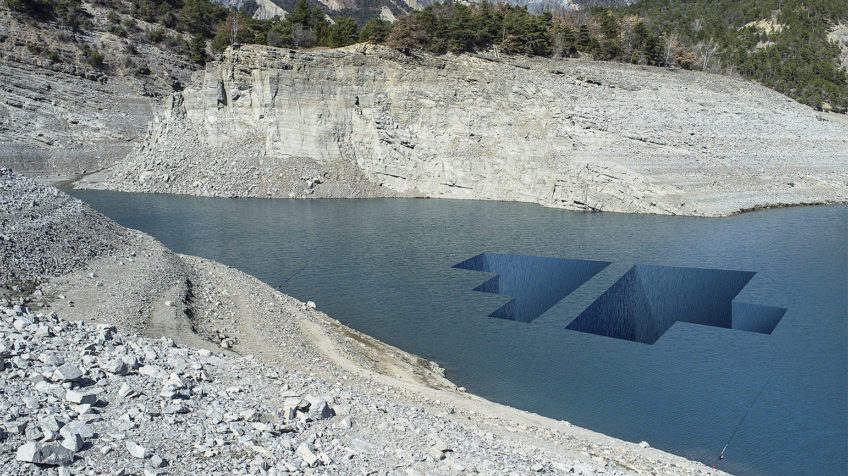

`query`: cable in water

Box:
[713,381,770,469]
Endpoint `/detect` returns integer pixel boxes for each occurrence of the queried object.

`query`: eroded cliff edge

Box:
[83,44,848,216]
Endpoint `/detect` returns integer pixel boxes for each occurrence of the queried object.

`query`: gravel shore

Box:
[1,169,730,474]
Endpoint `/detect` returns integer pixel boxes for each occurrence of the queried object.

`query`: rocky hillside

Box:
[832,23,848,69]
[84,44,848,216]
[0,2,200,180]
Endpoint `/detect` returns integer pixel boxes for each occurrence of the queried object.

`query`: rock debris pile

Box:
[1,302,348,475]
[0,300,674,476]
[0,168,128,282]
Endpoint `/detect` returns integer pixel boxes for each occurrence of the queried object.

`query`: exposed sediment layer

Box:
[0,5,195,179]
[84,44,848,216]
[1,171,732,474]
[0,58,152,178]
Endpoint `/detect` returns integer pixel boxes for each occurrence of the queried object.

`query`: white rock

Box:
[282,399,299,420]
[101,359,128,375]
[305,395,334,420]
[118,383,137,398]
[149,454,165,468]
[39,416,61,433]
[5,420,27,434]
[139,365,167,379]
[167,372,186,388]
[428,447,446,461]
[251,422,273,433]
[52,363,83,382]
[333,417,352,430]
[121,355,139,370]
[71,403,92,415]
[65,389,96,405]
[429,435,450,452]
[62,433,84,452]
[239,409,261,422]
[35,380,65,397]
[296,443,319,467]
[61,421,93,439]
[126,441,147,459]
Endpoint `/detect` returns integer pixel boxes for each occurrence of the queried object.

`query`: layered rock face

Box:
[0,6,196,180]
[92,44,848,215]
[0,59,152,179]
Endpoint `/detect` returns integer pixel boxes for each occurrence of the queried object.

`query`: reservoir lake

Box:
[68,190,847,476]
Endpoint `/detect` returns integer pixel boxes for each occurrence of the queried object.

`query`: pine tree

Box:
[190,34,206,64]
[326,17,358,48]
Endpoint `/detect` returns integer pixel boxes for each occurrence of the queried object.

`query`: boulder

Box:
[60,421,93,439]
[306,395,335,420]
[61,433,84,452]
[101,359,128,375]
[296,443,319,467]
[126,441,147,459]
[53,363,83,382]
[16,442,75,466]
[65,389,97,405]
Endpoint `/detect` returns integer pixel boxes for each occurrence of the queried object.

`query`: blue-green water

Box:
[68,190,847,476]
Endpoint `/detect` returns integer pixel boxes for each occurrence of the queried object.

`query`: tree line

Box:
[6,0,847,111]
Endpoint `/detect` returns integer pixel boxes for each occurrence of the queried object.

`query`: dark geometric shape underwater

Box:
[454,255,786,344]
[453,253,611,323]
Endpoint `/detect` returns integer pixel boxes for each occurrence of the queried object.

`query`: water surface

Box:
[68,190,848,476]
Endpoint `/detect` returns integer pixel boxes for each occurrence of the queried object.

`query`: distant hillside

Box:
[620,0,848,111]
[0,0,201,176]
[200,0,848,111]
[3,0,846,111]
[211,0,417,22]
[210,0,636,23]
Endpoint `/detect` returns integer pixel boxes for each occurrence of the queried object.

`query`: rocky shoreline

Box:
[1,169,735,475]
[76,44,848,217]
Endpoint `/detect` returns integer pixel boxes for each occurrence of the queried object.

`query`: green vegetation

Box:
[107,25,128,37]
[377,0,846,111]
[359,18,392,43]
[4,0,845,110]
[190,33,207,63]
[5,0,85,27]
[26,43,43,55]
[79,43,104,68]
[622,0,848,111]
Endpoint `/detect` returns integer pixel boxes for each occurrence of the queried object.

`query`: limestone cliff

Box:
[88,44,848,216]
